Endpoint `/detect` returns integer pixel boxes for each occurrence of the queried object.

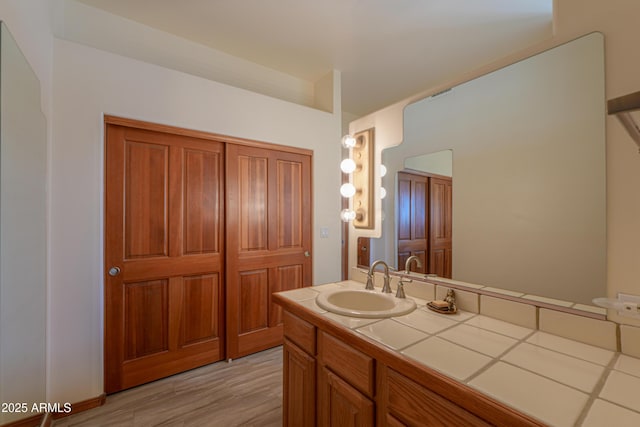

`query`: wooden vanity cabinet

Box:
[318,331,375,427]
[283,312,316,426]
[277,301,544,427]
[318,367,374,427]
[283,339,316,426]
[378,366,491,426]
[283,312,375,427]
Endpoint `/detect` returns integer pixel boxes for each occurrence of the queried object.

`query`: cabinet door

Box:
[382,367,490,427]
[283,339,316,427]
[226,144,312,359]
[318,366,374,427]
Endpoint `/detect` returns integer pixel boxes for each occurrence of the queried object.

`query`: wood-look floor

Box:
[54,347,283,427]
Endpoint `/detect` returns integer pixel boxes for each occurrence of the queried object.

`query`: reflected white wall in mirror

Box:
[373,32,605,305]
[404,150,452,177]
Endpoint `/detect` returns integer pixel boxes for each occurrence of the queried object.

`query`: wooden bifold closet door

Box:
[105,121,225,393]
[397,171,452,278]
[225,143,312,359]
[105,119,312,392]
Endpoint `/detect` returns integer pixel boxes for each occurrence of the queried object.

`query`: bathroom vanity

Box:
[274,285,543,426]
[273,280,640,426]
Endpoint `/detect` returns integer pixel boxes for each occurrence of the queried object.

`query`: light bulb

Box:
[380,164,387,177]
[341,134,356,149]
[380,187,387,199]
[340,158,356,174]
[340,209,356,222]
[340,183,356,198]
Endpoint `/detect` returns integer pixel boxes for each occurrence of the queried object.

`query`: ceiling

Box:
[75,0,553,116]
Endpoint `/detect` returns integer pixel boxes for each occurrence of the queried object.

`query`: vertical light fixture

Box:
[340,128,375,229]
[379,164,387,200]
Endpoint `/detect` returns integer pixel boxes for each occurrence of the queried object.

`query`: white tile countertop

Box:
[279,281,640,427]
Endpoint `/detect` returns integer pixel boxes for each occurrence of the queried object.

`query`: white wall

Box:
[54,0,316,110]
[0,0,53,110]
[2,0,343,410]
[559,0,640,326]
[403,150,453,177]
[49,37,342,403]
[0,22,48,426]
[0,0,52,423]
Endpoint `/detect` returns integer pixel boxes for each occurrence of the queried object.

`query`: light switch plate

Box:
[320,227,329,238]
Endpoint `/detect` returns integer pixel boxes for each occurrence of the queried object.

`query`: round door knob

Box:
[108,266,121,277]
[304,251,311,257]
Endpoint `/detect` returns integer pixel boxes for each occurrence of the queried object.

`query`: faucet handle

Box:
[365,272,375,290]
[382,275,393,293]
[396,277,412,299]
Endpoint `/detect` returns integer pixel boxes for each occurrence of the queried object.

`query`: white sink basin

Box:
[316,289,416,318]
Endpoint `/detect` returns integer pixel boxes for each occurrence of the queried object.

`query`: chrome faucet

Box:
[396,276,410,299]
[394,256,422,299]
[404,255,423,274]
[366,260,393,293]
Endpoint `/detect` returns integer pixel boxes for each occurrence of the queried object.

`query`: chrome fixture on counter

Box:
[404,255,423,274]
[366,259,392,293]
[396,276,410,299]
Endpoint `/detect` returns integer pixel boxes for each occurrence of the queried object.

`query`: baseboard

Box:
[40,413,52,427]
[0,414,42,427]
[0,394,106,427]
[51,394,106,420]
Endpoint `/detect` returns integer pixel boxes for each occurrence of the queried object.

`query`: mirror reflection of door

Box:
[397,150,452,277]
[429,176,452,277]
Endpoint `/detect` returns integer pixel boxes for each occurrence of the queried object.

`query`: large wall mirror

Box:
[367,32,605,306]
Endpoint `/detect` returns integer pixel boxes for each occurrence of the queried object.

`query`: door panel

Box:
[124,280,169,360]
[124,141,169,259]
[183,150,221,254]
[226,144,312,359]
[430,177,453,278]
[238,155,268,251]
[239,270,270,334]
[414,180,427,240]
[276,160,303,248]
[397,172,428,273]
[397,179,411,241]
[430,178,452,246]
[270,265,304,327]
[181,274,220,347]
[105,123,225,393]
